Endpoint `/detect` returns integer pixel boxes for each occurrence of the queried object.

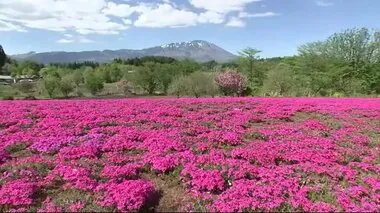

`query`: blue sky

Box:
[0,0,379,58]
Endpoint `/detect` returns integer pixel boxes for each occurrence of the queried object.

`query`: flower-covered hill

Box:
[0,98,379,212]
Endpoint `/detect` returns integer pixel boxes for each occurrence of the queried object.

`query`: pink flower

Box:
[0,179,37,206]
[96,180,155,211]
[69,201,85,212]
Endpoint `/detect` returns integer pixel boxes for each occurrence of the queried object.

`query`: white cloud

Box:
[0,0,128,34]
[134,4,198,28]
[239,11,279,18]
[316,0,334,7]
[0,0,278,33]
[57,38,74,43]
[0,20,26,32]
[197,11,225,24]
[122,19,133,25]
[78,38,93,43]
[226,17,246,27]
[189,0,262,14]
[102,2,135,17]
[57,36,93,44]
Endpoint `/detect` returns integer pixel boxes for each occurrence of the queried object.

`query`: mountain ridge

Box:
[12,40,237,64]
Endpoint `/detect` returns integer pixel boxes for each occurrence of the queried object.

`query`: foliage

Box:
[238,48,262,78]
[115,56,177,66]
[262,63,295,96]
[168,75,188,97]
[237,48,264,94]
[84,71,104,95]
[18,60,43,77]
[1,95,14,100]
[169,72,219,98]
[297,28,380,95]
[132,62,159,95]
[1,63,16,76]
[201,60,218,70]
[72,69,84,86]
[156,63,176,94]
[176,59,201,75]
[49,61,100,69]
[14,82,36,96]
[43,75,60,98]
[59,75,75,97]
[39,67,58,78]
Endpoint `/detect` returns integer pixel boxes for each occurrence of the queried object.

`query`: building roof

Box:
[0,75,14,80]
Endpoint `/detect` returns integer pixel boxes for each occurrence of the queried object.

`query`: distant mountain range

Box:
[11,40,236,64]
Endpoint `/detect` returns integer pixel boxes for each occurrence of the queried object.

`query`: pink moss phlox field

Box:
[0,98,379,212]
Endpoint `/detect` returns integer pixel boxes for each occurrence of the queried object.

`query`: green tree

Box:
[298,28,380,95]
[96,66,112,83]
[19,60,43,76]
[156,63,176,95]
[109,64,123,82]
[39,67,57,78]
[43,75,60,98]
[72,69,84,86]
[237,47,263,94]
[186,72,218,98]
[295,54,337,96]
[238,48,261,81]
[59,75,75,97]
[262,63,295,96]
[132,62,158,95]
[168,75,188,98]
[176,59,201,75]
[1,63,16,76]
[85,71,104,95]
[169,72,219,98]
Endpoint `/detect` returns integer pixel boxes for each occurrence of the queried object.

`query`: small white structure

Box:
[16,75,40,83]
[0,75,16,84]
[0,75,41,85]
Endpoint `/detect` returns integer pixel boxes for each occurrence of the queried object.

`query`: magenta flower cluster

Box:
[0,98,379,212]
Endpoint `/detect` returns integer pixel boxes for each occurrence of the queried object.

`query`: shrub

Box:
[117,80,134,96]
[15,81,35,96]
[1,95,14,100]
[168,75,189,98]
[215,69,247,96]
[186,72,219,98]
[169,72,219,98]
[24,95,37,100]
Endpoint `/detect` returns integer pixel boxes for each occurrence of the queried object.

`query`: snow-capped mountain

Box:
[11,40,236,64]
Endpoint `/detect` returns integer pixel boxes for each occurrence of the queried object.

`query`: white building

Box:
[0,75,16,84]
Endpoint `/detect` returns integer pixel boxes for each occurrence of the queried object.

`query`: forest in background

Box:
[0,27,379,100]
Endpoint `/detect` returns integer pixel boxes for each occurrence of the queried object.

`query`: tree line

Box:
[0,27,379,99]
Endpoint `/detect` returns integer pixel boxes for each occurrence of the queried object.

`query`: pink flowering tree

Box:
[215,69,247,96]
